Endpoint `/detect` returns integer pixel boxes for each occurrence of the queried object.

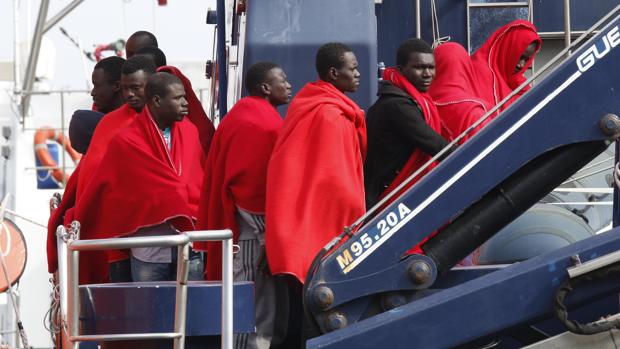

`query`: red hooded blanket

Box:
[195,96,283,280]
[265,80,366,283]
[471,20,541,111]
[429,42,493,143]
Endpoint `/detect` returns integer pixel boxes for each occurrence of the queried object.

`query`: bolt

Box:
[408,260,432,285]
[599,114,620,137]
[380,292,407,311]
[326,312,347,331]
[313,286,334,310]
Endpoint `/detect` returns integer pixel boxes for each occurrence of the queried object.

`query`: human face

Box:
[399,52,435,92]
[515,41,538,73]
[120,70,150,112]
[264,67,292,106]
[154,83,189,128]
[331,51,360,93]
[91,68,119,113]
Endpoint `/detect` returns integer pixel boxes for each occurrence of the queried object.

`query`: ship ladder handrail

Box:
[55,221,234,349]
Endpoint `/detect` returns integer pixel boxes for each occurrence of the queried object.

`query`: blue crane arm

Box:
[305,8,620,345]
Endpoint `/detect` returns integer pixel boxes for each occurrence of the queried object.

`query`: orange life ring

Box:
[34,128,81,184]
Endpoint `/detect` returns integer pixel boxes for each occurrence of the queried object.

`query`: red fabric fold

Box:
[429,42,493,143]
[471,20,541,111]
[195,96,283,280]
[73,105,205,242]
[380,68,443,200]
[77,104,136,198]
[75,103,137,263]
[265,80,366,283]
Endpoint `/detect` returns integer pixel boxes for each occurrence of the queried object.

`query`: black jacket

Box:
[364,82,451,209]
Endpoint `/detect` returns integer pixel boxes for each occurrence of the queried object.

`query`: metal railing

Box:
[55,223,234,349]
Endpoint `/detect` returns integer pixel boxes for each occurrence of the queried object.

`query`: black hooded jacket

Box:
[364,81,451,209]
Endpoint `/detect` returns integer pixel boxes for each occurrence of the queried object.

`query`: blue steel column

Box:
[216,0,228,118]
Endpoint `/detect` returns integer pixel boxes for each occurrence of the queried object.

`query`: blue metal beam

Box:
[308,228,620,348]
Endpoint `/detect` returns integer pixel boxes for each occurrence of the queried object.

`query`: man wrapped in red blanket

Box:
[266,43,367,285]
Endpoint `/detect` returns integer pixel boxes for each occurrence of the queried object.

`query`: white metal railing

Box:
[55,222,234,349]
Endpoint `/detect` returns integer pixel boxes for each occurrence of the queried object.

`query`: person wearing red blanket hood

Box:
[428,42,493,144]
[471,19,541,112]
[266,42,366,285]
[73,72,210,282]
[196,61,291,349]
[46,56,126,285]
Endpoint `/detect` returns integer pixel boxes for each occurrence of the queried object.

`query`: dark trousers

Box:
[108,250,204,282]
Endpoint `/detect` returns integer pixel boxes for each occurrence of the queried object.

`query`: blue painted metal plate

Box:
[79,281,254,336]
[308,227,620,348]
[469,7,530,52]
[534,0,619,32]
[243,0,378,113]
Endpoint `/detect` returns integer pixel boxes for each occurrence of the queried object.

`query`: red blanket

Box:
[471,20,541,111]
[380,68,443,200]
[265,80,366,283]
[77,104,136,198]
[46,164,110,284]
[429,42,493,143]
[73,104,205,242]
[195,96,283,280]
[76,103,137,263]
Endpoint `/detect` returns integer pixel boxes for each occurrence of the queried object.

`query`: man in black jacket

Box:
[364,38,452,209]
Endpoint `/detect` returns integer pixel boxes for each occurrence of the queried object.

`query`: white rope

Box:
[43,279,60,335]
[430,0,451,48]
[5,209,46,229]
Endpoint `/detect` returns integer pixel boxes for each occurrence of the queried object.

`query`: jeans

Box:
[109,258,133,282]
[130,248,205,282]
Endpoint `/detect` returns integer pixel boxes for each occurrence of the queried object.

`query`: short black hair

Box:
[121,55,157,76]
[136,46,167,68]
[128,31,158,47]
[397,38,433,66]
[315,42,353,79]
[245,62,279,95]
[94,56,125,84]
[69,110,105,154]
[145,72,183,100]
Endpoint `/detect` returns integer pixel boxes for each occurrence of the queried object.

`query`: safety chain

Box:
[57,221,80,243]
